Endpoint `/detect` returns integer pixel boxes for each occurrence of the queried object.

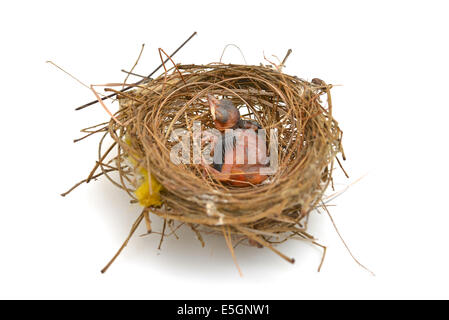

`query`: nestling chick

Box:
[207,94,261,131]
[203,95,269,186]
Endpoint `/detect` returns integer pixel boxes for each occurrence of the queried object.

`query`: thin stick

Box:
[321,202,375,276]
[158,219,167,250]
[101,212,144,273]
[312,241,327,272]
[280,49,292,68]
[222,226,243,277]
[122,43,145,89]
[188,224,205,247]
[323,173,367,204]
[143,210,152,234]
[76,31,197,110]
[219,44,247,64]
[165,222,184,238]
[46,60,90,90]
[335,156,349,178]
[74,128,106,143]
[236,226,295,264]
[166,221,180,240]
[86,142,117,183]
[90,84,123,125]
[158,47,186,84]
[60,169,116,197]
[121,69,149,79]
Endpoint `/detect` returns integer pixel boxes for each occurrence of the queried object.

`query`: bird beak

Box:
[207,94,219,120]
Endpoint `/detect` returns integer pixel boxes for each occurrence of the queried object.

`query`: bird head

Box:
[207,94,240,130]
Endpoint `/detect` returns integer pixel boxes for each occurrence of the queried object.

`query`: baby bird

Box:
[202,95,269,186]
[208,95,261,131]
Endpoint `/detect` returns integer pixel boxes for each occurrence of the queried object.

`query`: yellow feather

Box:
[125,135,162,207]
[135,168,162,207]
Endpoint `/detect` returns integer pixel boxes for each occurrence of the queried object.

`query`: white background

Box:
[1,0,448,299]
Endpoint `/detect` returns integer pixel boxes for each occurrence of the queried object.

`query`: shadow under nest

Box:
[74,63,345,271]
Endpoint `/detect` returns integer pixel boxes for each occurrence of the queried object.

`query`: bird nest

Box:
[68,63,345,271]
